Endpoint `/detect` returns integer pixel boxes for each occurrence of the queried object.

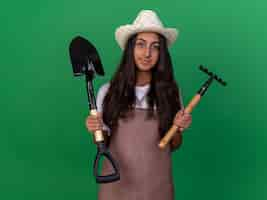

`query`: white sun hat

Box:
[115,10,179,50]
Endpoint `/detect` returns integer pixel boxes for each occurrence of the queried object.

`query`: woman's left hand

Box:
[173,109,192,132]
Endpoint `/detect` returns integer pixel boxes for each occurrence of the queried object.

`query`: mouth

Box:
[142,60,152,65]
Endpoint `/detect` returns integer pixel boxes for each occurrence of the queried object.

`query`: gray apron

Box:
[98,108,174,200]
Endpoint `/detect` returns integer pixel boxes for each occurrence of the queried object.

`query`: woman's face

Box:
[133,32,160,72]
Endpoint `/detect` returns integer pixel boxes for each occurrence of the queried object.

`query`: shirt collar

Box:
[135,84,150,102]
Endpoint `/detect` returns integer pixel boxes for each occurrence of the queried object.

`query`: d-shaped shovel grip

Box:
[93,142,120,184]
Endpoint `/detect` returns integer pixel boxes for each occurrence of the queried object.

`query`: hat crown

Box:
[133,10,164,29]
[115,10,179,49]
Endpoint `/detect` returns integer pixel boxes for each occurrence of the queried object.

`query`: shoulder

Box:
[96,82,110,112]
[97,82,110,98]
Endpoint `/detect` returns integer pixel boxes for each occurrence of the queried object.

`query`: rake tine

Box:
[199,65,227,86]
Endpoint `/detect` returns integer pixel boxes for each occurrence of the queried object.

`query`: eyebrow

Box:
[136,38,160,44]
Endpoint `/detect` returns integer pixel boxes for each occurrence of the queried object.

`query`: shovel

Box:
[69,36,120,183]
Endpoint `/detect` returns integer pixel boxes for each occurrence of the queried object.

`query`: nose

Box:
[144,46,152,58]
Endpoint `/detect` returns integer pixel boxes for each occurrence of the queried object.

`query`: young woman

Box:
[86,10,192,200]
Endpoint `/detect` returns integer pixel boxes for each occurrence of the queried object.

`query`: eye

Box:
[135,41,145,48]
[151,43,160,50]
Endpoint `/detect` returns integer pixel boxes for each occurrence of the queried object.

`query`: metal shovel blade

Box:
[69,36,104,77]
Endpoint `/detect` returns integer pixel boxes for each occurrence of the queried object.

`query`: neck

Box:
[136,71,151,86]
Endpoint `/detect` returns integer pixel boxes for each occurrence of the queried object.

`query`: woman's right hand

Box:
[85,112,103,134]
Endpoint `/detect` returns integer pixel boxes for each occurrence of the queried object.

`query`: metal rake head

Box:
[199,65,227,86]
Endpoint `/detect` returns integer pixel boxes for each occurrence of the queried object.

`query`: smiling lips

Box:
[141,60,152,65]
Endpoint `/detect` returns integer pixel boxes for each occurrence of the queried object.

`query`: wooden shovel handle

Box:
[158,94,202,149]
[90,109,105,143]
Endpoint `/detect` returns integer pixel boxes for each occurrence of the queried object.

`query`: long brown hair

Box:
[102,33,182,138]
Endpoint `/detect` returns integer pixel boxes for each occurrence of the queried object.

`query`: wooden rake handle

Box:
[158,94,202,149]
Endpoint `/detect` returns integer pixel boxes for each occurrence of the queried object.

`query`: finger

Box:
[87,121,102,128]
[186,116,192,123]
[182,119,192,129]
[87,125,102,132]
[181,114,192,121]
[89,113,100,121]
[183,113,192,119]
[184,115,192,123]
[182,118,191,124]
[176,109,183,116]
[86,120,99,127]
[86,116,97,123]
[179,118,189,126]
[180,109,186,116]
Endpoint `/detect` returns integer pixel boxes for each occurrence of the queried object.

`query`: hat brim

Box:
[115,25,179,50]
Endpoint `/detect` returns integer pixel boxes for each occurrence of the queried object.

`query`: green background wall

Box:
[1,0,266,199]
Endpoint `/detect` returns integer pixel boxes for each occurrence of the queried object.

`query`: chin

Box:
[136,64,155,72]
[137,67,153,73]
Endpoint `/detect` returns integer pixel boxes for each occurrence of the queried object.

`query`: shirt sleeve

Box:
[96,83,111,135]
